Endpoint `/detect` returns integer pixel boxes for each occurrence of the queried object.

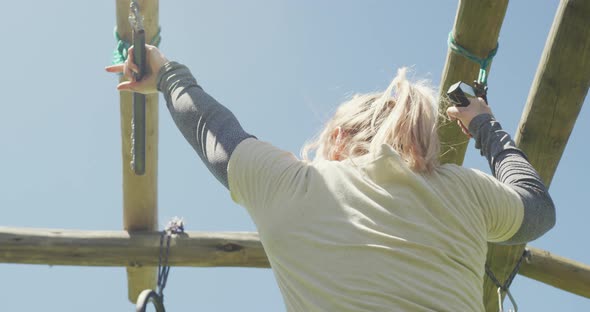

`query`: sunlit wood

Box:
[116,0,160,302]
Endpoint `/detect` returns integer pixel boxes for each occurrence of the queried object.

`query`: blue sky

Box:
[1,1,588,311]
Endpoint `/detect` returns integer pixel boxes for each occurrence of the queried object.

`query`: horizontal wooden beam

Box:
[2,227,590,298]
[521,247,590,299]
[0,227,269,268]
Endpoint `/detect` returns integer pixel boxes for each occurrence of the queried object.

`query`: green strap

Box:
[112,26,162,65]
[448,32,498,85]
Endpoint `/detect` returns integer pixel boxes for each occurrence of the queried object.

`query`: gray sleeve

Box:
[156,61,255,189]
[468,114,555,244]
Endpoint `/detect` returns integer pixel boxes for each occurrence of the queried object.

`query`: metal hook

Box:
[505,289,518,312]
[136,289,165,312]
[497,287,518,312]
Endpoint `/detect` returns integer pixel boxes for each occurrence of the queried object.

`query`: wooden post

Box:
[483,0,590,311]
[437,0,509,165]
[436,0,512,305]
[515,0,590,186]
[115,0,160,302]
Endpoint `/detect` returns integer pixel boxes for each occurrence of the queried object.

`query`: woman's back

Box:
[229,139,523,311]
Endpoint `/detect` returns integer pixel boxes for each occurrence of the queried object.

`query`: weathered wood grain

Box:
[484,1,590,310]
[3,227,590,298]
[520,247,590,299]
[115,0,160,302]
[0,228,269,268]
[437,0,509,165]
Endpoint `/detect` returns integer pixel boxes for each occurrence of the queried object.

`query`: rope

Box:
[447,32,498,85]
[112,26,162,65]
[484,249,529,312]
[157,217,184,296]
[135,217,184,312]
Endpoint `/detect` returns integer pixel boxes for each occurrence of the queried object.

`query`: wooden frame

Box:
[1,0,589,310]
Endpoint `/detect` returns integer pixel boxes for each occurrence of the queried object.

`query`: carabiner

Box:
[497,287,518,312]
[136,289,165,312]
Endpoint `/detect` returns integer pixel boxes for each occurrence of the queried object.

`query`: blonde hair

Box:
[301,68,440,173]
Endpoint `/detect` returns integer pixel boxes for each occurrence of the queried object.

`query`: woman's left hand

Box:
[105,44,168,94]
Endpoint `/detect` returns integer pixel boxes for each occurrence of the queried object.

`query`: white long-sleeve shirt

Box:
[229,138,523,311]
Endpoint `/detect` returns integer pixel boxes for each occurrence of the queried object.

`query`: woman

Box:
[107,45,554,311]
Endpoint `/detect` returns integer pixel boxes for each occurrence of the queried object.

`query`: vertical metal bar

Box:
[132,93,146,175]
[129,0,147,175]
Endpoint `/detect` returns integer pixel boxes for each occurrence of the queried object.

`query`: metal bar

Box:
[130,0,147,175]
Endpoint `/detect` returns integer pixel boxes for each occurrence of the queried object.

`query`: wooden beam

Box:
[437,0,509,165]
[116,0,160,302]
[520,247,590,299]
[515,0,590,186]
[484,1,590,311]
[3,227,590,298]
[0,228,269,268]
[436,1,513,308]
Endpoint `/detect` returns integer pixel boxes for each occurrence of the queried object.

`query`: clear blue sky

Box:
[1,1,588,311]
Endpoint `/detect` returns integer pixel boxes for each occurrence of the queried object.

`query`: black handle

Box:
[132,29,146,81]
[129,1,147,176]
[447,81,471,107]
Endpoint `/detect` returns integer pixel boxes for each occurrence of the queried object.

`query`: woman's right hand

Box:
[105,44,169,94]
[446,97,493,137]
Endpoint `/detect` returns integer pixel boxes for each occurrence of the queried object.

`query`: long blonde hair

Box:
[301,68,440,173]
